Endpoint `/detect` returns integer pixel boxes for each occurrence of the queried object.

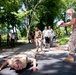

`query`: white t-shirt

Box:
[48,29,53,35]
[43,30,50,37]
[11,34,15,39]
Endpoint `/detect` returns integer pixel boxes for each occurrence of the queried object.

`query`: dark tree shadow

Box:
[0,43,36,60]
[31,53,76,75]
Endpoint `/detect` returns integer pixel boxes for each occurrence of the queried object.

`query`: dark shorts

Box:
[45,37,50,43]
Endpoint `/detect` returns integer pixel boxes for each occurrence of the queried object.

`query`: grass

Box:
[57,35,69,45]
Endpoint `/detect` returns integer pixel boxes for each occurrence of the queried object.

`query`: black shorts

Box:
[45,37,50,43]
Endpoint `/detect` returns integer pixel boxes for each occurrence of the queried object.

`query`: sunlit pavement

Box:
[0,43,76,75]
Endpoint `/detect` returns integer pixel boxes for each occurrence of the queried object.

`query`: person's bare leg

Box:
[35,39,39,54]
[39,40,43,52]
[35,46,39,54]
[36,46,38,52]
[48,43,50,49]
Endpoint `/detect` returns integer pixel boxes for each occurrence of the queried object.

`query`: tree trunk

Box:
[63,12,68,35]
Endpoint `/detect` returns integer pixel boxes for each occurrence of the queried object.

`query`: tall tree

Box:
[35,0,63,29]
[0,0,23,33]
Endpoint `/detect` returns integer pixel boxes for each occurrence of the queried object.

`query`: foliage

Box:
[35,0,63,29]
[0,0,23,35]
[0,0,76,42]
[57,35,69,45]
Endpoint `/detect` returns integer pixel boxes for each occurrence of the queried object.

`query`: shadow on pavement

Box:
[1,43,76,75]
[31,53,76,75]
[0,43,36,59]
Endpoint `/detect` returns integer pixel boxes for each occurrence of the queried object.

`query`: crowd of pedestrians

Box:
[34,26,56,53]
[42,26,56,48]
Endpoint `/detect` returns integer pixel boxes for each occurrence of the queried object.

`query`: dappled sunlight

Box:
[0,44,76,75]
[31,51,76,75]
[0,43,36,59]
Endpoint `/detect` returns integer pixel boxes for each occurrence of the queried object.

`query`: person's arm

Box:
[59,18,76,27]
[0,60,8,70]
[29,58,37,71]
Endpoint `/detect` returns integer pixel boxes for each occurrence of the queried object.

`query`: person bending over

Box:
[59,8,76,63]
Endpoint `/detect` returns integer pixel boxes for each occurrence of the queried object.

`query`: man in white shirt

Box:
[48,26,53,47]
[43,26,50,48]
[11,33,15,47]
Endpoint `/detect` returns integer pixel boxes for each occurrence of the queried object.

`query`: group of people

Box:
[42,26,56,48]
[34,8,76,63]
[7,32,18,47]
[34,26,56,53]
[0,8,76,72]
[0,33,16,47]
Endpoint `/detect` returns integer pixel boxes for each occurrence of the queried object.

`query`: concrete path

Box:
[0,43,76,75]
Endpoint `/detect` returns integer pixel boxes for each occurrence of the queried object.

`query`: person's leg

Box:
[63,43,74,63]
[42,38,45,48]
[11,38,13,47]
[63,29,76,63]
[35,38,39,53]
[45,37,47,48]
[39,38,42,51]
[13,39,15,47]
[7,39,8,46]
[47,37,50,49]
[50,37,53,47]
[46,37,49,48]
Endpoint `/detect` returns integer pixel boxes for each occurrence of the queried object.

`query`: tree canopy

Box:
[0,0,76,37]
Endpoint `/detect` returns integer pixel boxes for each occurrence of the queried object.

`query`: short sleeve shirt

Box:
[35,30,42,38]
[8,55,31,69]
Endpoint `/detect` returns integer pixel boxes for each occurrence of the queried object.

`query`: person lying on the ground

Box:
[0,54,37,71]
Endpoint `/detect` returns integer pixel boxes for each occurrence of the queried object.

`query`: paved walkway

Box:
[0,43,76,75]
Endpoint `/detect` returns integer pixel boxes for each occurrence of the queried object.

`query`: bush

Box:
[57,35,69,45]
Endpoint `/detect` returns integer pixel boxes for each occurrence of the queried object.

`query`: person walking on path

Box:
[7,34,10,46]
[59,8,76,63]
[48,26,53,47]
[34,26,42,53]
[43,26,50,48]
[11,33,15,47]
[42,26,47,48]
